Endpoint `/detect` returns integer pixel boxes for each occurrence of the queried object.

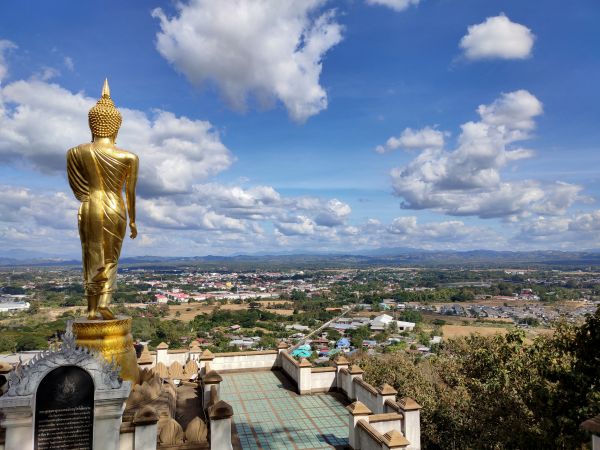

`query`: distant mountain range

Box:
[2,247,600,269]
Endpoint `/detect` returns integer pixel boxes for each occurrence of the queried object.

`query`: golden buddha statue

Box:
[64,80,141,383]
[67,79,139,320]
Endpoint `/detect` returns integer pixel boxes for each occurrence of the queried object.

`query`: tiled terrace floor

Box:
[220,370,349,450]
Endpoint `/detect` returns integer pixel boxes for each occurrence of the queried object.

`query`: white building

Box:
[0,302,30,313]
[370,314,415,332]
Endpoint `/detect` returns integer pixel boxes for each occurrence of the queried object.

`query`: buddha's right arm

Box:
[125,154,139,225]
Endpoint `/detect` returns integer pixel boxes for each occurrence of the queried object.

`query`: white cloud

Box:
[276,216,316,236]
[0,79,234,195]
[375,126,445,154]
[152,0,343,123]
[0,185,77,229]
[0,40,16,82]
[350,215,504,250]
[460,14,535,60]
[366,0,420,12]
[389,90,584,219]
[0,52,359,255]
[314,199,352,226]
[138,183,352,235]
[388,216,483,242]
[515,211,600,248]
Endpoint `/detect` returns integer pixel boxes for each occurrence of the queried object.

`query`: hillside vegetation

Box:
[356,307,600,450]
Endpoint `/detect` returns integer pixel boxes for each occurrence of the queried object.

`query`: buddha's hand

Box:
[129,222,138,239]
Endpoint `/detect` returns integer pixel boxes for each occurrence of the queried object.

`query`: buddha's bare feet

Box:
[87,310,99,320]
[98,307,115,320]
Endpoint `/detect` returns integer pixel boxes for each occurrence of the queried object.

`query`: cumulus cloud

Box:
[0,50,359,255]
[388,216,487,241]
[375,126,445,154]
[349,215,503,249]
[0,185,82,256]
[365,0,420,12]
[152,0,343,123]
[460,14,535,60]
[276,216,317,236]
[389,90,584,219]
[0,186,77,229]
[515,211,600,248]
[138,183,352,234]
[0,79,234,195]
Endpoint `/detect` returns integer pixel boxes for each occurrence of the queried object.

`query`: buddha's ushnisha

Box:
[67,79,139,320]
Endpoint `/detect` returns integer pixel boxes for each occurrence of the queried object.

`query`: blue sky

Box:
[0,0,599,257]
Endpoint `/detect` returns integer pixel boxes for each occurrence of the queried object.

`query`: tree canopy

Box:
[355,307,600,449]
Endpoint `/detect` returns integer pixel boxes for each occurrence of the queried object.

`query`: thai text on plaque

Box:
[34,366,94,450]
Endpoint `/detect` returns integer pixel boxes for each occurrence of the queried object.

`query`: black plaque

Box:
[34,366,94,450]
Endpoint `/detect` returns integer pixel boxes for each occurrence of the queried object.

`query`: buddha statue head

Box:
[88,79,122,142]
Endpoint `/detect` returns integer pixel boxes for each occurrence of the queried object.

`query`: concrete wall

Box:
[369,414,402,436]
[339,369,353,398]
[310,368,336,393]
[280,352,299,384]
[212,351,278,372]
[356,421,384,450]
[146,348,278,373]
[166,350,188,366]
[353,378,379,414]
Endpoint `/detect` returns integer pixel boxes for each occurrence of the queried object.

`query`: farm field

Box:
[164,300,294,320]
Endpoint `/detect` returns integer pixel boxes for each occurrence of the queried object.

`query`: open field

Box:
[164,300,294,320]
[442,324,509,338]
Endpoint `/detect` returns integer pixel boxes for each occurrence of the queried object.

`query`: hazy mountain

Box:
[2,248,600,269]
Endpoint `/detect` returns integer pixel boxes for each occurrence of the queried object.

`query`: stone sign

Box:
[0,323,131,450]
[34,366,94,450]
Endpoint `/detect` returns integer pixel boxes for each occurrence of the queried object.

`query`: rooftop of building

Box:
[220,370,349,449]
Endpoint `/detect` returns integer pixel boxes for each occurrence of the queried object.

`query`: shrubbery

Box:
[355,307,600,449]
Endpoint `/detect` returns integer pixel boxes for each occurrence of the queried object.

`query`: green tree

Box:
[326,328,341,341]
[0,335,17,353]
[16,334,48,351]
[348,326,370,348]
[399,310,422,323]
[355,307,600,450]
[259,335,278,349]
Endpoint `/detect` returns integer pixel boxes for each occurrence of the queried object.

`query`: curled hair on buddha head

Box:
[88,78,122,139]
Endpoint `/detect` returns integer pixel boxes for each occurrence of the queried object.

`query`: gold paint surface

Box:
[66,79,139,320]
[73,316,140,383]
[66,79,141,384]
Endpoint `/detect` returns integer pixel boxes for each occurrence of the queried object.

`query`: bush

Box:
[399,310,423,323]
[16,334,48,351]
[355,307,600,449]
[0,335,17,353]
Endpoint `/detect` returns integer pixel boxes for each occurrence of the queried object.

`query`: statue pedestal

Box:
[73,316,140,383]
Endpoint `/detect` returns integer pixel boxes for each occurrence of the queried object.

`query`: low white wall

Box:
[310,368,336,392]
[369,414,403,436]
[339,369,355,399]
[166,351,188,366]
[354,378,379,414]
[357,421,383,450]
[148,349,279,373]
[280,352,299,384]
[212,351,278,372]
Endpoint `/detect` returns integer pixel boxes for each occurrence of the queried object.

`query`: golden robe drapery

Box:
[67,144,129,296]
